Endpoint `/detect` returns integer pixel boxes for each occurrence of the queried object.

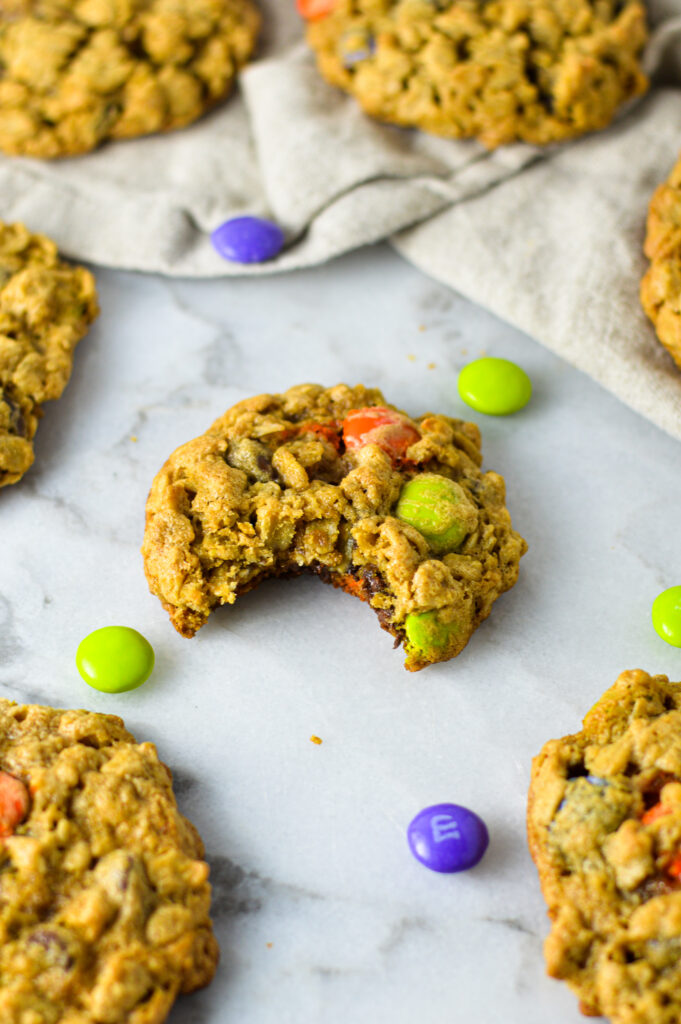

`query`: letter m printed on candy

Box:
[431,814,462,843]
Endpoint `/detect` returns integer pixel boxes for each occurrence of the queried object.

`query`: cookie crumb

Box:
[310,735,323,745]
[266,942,273,949]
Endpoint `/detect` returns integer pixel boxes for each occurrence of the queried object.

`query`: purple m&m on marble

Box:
[407,803,489,873]
[211,216,285,264]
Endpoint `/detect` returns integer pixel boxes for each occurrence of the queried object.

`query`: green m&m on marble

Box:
[458,357,532,416]
[76,626,155,693]
[652,587,681,647]
[396,474,478,553]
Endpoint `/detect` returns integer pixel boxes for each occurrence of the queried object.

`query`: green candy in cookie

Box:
[405,609,459,659]
[396,474,478,553]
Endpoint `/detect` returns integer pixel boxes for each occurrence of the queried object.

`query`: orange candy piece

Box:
[0,770,29,838]
[296,0,334,19]
[342,407,420,460]
[641,801,672,826]
[640,801,681,879]
[340,574,365,600]
[301,421,342,450]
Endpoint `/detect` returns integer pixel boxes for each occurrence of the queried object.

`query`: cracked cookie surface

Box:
[305,0,648,148]
[0,0,260,158]
[142,382,526,671]
[0,698,218,1024]
[0,221,98,488]
[528,670,681,1023]
[641,152,681,371]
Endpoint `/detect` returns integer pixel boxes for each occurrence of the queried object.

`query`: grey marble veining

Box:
[1,244,680,1023]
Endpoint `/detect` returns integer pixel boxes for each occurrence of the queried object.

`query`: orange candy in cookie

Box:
[0,770,29,837]
[301,421,342,449]
[297,0,334,19]
[641,801,672,825]
[342,407,420,460]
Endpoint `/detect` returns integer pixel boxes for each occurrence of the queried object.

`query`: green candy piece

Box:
[396,474,476,553]
[76,626,155,693]
[652,587,681,648]
[405,610,457,657]
[458,357,532,416]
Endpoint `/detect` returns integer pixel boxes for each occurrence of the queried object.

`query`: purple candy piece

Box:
[407,803,489,873]
[211,216,285,264]
[342,35,376,67]
[342,47,370,67]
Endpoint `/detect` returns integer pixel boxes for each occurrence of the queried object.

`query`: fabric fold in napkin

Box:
[1,0,680,438]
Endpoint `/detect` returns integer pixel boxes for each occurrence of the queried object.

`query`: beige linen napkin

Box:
[1,0,680,436]
[394,87,681,442]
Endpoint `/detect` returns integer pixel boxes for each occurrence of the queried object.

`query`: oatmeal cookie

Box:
[0,0,260,159]
[0,698,218,1024]
[641,153,681,371]
[142,383,526,671]
[0,221,98,488]
[304,0,648,148]
[528,669,681,1023]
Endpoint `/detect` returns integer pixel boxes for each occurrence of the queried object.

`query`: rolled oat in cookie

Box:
[0,221,98,488]
[305,0,648,148]
[0,0,260,159]
[142,383,526,670]
[528,670,681,1023]
[0,698,218,1024]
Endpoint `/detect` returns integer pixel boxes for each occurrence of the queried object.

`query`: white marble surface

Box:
[2,244,680,1024]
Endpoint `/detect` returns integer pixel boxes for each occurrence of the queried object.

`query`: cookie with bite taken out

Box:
[142,383,526,670]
